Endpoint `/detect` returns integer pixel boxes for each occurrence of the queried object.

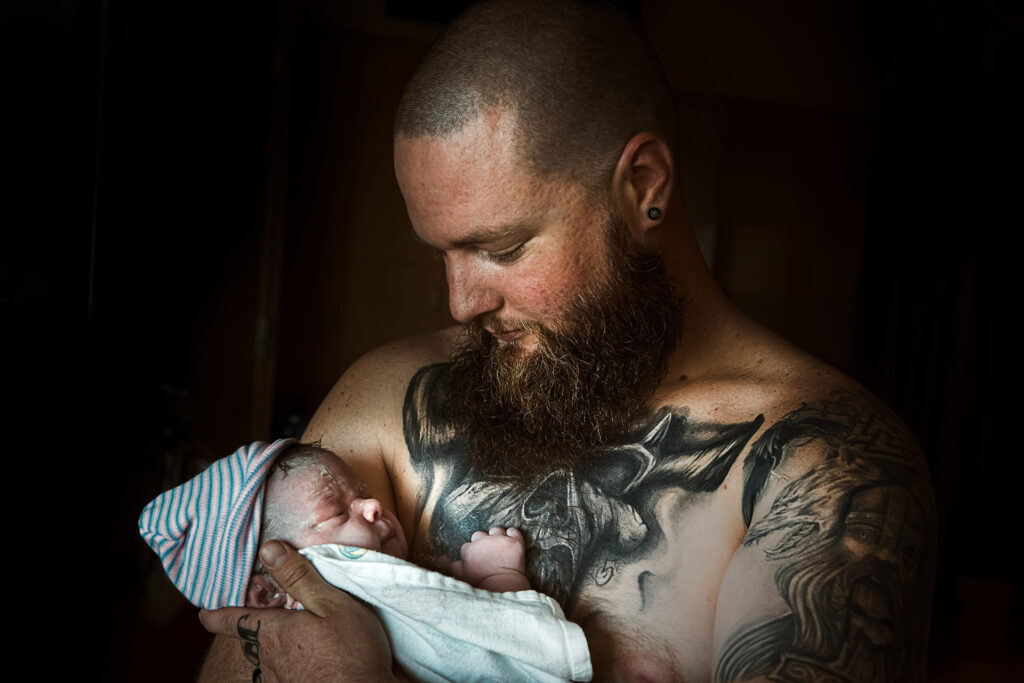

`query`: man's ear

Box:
[245,573,288,608]
[610,132,674,239]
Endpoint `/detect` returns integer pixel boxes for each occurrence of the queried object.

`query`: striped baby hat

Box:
[138,438,295,609]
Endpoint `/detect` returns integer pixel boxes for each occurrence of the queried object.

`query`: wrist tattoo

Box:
[236,614,263,682]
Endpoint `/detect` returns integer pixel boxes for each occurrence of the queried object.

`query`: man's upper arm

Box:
[712,391,936,682]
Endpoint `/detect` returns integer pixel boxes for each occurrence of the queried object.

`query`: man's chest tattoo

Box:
[403,363,764,607]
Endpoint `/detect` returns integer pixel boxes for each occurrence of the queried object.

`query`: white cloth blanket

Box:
[299,544,592,683]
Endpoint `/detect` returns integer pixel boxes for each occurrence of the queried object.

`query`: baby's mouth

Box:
[376,517,396,544]
[376,518,407,557]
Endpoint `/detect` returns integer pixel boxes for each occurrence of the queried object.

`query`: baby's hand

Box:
[450,527,531,593]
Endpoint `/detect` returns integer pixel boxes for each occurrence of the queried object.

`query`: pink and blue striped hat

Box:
[138,438,295,609]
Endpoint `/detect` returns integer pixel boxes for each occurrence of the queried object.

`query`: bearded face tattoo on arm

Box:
[718,391,935,683]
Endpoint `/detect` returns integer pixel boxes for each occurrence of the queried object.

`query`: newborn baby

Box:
[247,441,531,607]
[140,439,591,683]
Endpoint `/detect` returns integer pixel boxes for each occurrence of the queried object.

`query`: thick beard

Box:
[440,215,682,485]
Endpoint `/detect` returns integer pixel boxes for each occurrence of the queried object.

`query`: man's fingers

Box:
[261,540,338,616]
[199,606,259,637]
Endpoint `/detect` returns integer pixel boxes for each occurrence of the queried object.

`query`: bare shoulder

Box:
[726,331,930,518]
[705,338,936,681]
[301,328,457,493]
[742,382,931,525]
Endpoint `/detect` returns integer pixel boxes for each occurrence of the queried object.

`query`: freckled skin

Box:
[395,109,610,347]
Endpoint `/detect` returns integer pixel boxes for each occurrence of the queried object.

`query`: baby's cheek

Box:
[287,519,339,549]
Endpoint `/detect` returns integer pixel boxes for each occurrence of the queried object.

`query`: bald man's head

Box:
[393,0,677,195]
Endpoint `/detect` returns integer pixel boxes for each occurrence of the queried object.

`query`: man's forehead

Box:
[395,109,597,245]
[395,108,524,181]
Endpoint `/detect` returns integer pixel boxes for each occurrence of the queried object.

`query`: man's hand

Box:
[198,540,399,682]
[451,526,531,593]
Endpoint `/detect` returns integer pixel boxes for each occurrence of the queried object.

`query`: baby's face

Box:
[264,455,408,559]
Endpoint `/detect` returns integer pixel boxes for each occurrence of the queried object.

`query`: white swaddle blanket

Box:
[299,544,592,682]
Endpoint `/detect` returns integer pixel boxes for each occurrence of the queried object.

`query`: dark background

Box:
[3,0,1021,679]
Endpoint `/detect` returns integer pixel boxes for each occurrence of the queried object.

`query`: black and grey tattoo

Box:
[405,364,933,680]
[719,391,935,682]
[403,363,764,608]
[237,614,263,683]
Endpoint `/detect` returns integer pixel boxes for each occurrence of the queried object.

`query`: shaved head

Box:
[393,0,677,194]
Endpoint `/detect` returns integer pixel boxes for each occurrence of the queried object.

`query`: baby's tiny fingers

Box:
[488,526,507,536]
[471,530,488,542]
[506,527,523,539]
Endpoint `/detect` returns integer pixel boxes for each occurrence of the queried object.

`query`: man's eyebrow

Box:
[411,224,533,249]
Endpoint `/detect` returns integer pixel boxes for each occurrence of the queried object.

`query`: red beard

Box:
[440,216,682,484]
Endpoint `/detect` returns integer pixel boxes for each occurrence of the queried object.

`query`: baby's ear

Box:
[245,573,288,608]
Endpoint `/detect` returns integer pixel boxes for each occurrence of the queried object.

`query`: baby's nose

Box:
[352,498,382,523]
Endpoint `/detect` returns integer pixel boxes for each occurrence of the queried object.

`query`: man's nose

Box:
[446,260,501,323]
[351,497,383,523]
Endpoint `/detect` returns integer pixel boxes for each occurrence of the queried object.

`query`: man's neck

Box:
[651,201,749,385]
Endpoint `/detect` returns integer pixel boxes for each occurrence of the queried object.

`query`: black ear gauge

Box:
[647,207,662,220]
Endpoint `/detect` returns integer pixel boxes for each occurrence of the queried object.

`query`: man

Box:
[199,1,936,680]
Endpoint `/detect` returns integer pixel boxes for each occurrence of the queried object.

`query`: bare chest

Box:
[398,365,767,679]
[410,462,749,682]
[567,489,743,682]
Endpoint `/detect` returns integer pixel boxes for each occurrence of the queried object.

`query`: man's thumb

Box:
[260,541,334,615]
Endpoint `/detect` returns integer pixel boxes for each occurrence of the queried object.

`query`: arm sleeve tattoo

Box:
[720,391,936,683]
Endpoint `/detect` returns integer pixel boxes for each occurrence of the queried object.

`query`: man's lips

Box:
[488,328,524,342]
